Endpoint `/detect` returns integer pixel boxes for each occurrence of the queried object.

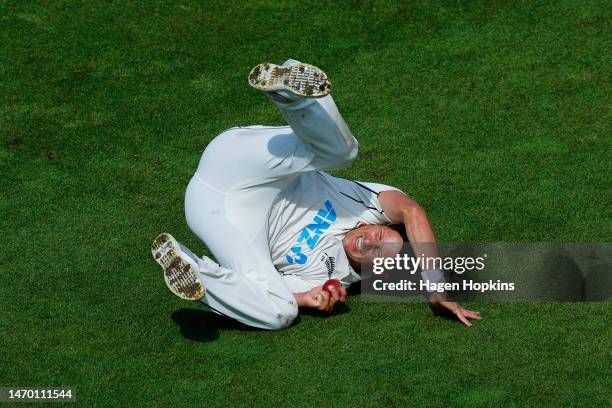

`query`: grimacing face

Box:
[342,224,404,266]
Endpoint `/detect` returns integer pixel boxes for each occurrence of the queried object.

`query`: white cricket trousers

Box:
[184,93,358,330]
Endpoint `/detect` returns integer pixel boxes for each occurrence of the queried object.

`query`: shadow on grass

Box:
[172,299,352,341]
[171,308,261,342]
[298,303,351,318]
[429,303,462,324]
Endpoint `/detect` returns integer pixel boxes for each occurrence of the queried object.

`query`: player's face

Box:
[342,225,404,266]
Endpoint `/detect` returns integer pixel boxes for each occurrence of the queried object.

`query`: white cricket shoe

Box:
[151,233,205,301]
[248,62,331,98]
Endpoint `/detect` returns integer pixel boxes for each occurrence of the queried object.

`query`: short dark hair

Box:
[387,223,409,243]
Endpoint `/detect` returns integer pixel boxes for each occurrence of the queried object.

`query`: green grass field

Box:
[1,0,610,406]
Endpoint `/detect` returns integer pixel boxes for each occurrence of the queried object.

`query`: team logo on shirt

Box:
[285,200,337,265]
[321,253,336,277]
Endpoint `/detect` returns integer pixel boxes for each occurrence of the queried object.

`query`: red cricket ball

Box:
[322,279,341,293]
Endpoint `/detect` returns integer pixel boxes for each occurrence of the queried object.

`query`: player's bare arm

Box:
[379,190,482,326]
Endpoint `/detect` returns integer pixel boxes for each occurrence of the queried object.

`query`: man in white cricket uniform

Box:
[152,60,481,330]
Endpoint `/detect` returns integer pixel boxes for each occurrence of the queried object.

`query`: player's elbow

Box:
[401,199,427,222]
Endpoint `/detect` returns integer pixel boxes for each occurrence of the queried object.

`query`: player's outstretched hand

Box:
[428,292,482,327]
[294,285,347,312]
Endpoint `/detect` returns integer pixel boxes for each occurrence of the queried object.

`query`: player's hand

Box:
[296,285,347,312]
[428,292,481,327]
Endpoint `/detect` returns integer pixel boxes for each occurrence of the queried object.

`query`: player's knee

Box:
[266,302,298,330]
[346,143,359,162]
[327,143,358,169]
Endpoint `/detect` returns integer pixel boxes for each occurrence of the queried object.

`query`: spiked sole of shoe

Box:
[151,233,205,301]
[248,62,331,97]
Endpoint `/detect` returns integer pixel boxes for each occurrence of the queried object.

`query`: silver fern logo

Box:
[321,253,336,277]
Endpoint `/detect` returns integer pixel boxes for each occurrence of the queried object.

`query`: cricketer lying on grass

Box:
[151,59,481,329]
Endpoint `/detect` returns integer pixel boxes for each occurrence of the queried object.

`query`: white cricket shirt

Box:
[267,171,398,292]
